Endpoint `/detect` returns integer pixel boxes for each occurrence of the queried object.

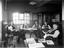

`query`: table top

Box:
[38,39,54,45]
[27,38,54,48]
[22,28,37,30]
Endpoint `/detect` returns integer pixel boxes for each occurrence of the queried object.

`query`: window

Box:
[13,13,30,25]
[24,13,30,24]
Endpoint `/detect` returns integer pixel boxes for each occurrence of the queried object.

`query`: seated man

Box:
[44,24,60,46]
[32,21,41,29]
[41,22,51,39]
[42,22,51,32]
[44,24,60,39]
[32,21,42,38]
[7,22,15,32]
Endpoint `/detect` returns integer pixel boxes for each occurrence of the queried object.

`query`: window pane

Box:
[21,20,24,24]
[13,12,19,19]
[25,17,30,20]
[18,20,21,24]
[24,20,30,24]
[14,20,18,24]
[24,14,30,20]
[13,13,19,24]
[13,16,18,20]
[19,14,24,19]
[13,13,30,25]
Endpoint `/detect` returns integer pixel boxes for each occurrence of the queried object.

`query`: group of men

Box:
[3,21,60,47]
[32,21,60,39]
[5,21,60,39]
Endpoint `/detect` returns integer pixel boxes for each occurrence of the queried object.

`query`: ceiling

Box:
[4,0,61,13]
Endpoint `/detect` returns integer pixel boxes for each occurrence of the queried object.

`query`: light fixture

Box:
[29,1,37,5]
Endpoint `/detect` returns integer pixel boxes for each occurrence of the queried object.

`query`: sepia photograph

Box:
[0,0,63,48]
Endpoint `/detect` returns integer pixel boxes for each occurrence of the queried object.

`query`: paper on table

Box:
[38,39,46,43]
[46,40,54,45]
[26,38,36,44]
[28,43,45,48]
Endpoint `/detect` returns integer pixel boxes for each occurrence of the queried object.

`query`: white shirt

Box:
[8,26,13,31]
